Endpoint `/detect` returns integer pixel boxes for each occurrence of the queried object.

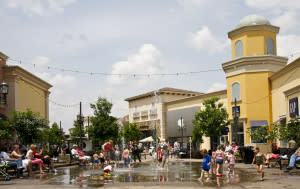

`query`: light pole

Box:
[77,101,84,149]
[232,98,240,144]
[178,116,184,150]
[0,82,8,105]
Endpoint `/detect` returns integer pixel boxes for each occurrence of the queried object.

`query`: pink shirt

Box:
[229,154,235,164]
[216,150,224,160]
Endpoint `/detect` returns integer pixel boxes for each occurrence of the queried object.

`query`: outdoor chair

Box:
[0,162,11,181]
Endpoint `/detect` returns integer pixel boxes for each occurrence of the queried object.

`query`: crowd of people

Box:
[0,144,57,178]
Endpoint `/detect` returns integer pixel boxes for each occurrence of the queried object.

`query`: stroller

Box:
[0,161,11,181]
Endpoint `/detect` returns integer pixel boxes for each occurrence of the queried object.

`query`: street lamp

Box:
[178,116,185,150]
[232,98,240,143]
[77,102,84,149]
[0,82,8,104]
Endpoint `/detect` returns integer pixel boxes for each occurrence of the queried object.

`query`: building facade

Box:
[125,88,202,141]
[0,51,52,120]
[125,15,300,151]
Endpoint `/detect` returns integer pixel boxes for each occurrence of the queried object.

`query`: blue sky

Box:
[1,0,300,132]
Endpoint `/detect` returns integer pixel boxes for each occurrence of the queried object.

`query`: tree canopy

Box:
[123,123,142,143]
[9,109,48,145]
[88,97,120,146]
[192,97,229,150]
[0,117,13,140]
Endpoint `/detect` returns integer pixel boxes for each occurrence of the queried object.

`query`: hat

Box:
[73,144,78,148]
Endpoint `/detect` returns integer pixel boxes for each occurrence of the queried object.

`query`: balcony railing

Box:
[150,109,157,115]
[141,110,148,117]
[133,112,140,118]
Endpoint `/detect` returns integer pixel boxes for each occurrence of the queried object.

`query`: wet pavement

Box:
[1,160,300,189]
[42,162,256,188]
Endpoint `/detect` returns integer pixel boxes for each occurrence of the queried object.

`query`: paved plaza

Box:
[1,159,299,189]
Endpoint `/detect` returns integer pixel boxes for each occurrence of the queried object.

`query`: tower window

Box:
[267,38,274,55]
[235,40,243,58]
[232,82,241,101]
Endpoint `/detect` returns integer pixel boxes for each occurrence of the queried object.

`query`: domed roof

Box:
[236,15,271,28]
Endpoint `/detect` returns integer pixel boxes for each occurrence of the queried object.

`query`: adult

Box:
[0,146,23,177]
[103,141,113,164]
[32,145,56,172]
[71,145,89,165]
[225,142,232,153]
[231,142,239,152]
[132,143,141,163]
[11,144,32,176]
[286,147,300,170]
[174,140,180,159]
[26,144,44,174]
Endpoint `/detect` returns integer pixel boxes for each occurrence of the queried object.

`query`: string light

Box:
[7,57,223,78]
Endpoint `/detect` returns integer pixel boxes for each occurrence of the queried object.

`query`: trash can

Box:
[240,146,254,164]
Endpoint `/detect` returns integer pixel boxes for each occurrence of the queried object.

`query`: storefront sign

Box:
[289,97,299,117]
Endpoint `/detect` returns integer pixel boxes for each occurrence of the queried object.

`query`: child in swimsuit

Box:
[252,147,266,181]
[215,145,225,176]
[198,149,211,182]
[93,152,99,169]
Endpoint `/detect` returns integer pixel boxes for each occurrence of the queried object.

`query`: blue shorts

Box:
[202,167,210,172]
[94,159,99,164]
[216,159,223,164]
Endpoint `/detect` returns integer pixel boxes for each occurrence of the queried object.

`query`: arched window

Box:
[267,38,274,55]
[232,82,241,101]
[235,40,243,58]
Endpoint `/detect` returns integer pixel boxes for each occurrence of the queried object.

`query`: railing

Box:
[141,110,148,117]
[150,109,157,115]
[133,112,140,118]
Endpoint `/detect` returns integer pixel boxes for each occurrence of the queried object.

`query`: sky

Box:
[1,0,300,132]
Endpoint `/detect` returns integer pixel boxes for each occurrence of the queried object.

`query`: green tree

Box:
[47,122,63,145]
[70,120,86,144]
[192,97,229,150]
[88,97,119,146]
[9,109,49,145]
[0,117,13,140]
[123,123,142,143]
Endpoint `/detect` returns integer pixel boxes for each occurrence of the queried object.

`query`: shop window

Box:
[235,40,243,57]
[232,82,241,101]
[267,38,274,55]
[251,126,268,143]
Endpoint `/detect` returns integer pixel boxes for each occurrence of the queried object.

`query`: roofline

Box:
[4,65,53,89]
[166,89,227,106]
[228,24,279,39]
[124,88,203,101]
[269,57,300,81]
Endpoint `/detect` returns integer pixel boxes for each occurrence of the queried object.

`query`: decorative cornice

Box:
[4,65,52,91]
[0,51,9,61]
[269,57,300,81]
[166,89,227,106]
[222,55,288,77]
[284,85,300,96]
[228,24,280,39]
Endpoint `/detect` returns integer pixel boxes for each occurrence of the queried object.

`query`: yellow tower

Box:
[222,15,288,146]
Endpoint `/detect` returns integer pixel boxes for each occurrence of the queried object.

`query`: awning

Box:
[273,117,286,124]
[250,120,268,127]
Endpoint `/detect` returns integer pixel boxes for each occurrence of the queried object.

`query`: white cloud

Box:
[177,0,207,9]
[277,35,300,62]
[244,0,300,10]
[207,82,226,93]
[5,0,77,16]
[187,26,229,54]
[109,44,161,86]
[272,11,298,32]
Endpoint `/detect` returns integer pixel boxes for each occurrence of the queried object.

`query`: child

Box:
[157,147,162,168]
[198,149,211,182]
[252,147,266,181]
[103,162,114,177]
[114,146,120,167]
[99,150,105,168]
[152,148,157,165]
[92,152,99,169]
[227,150,235,175]
[123,148,131,169]
[215,145,225,177]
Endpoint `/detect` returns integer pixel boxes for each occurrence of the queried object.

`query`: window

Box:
[135,106,138,113]
[235,40,243,57]
[232,82,241,101]
[250,120,268,144]
[251,127,267,143]
[267,38,274,55]
[151,102,155,109]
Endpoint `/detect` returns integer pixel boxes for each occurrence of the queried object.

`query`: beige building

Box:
[0,51,52,120]
[125,87,202,140]
[125,15,300,152]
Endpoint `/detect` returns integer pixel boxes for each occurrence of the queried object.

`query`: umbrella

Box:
[139,136,154,143]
